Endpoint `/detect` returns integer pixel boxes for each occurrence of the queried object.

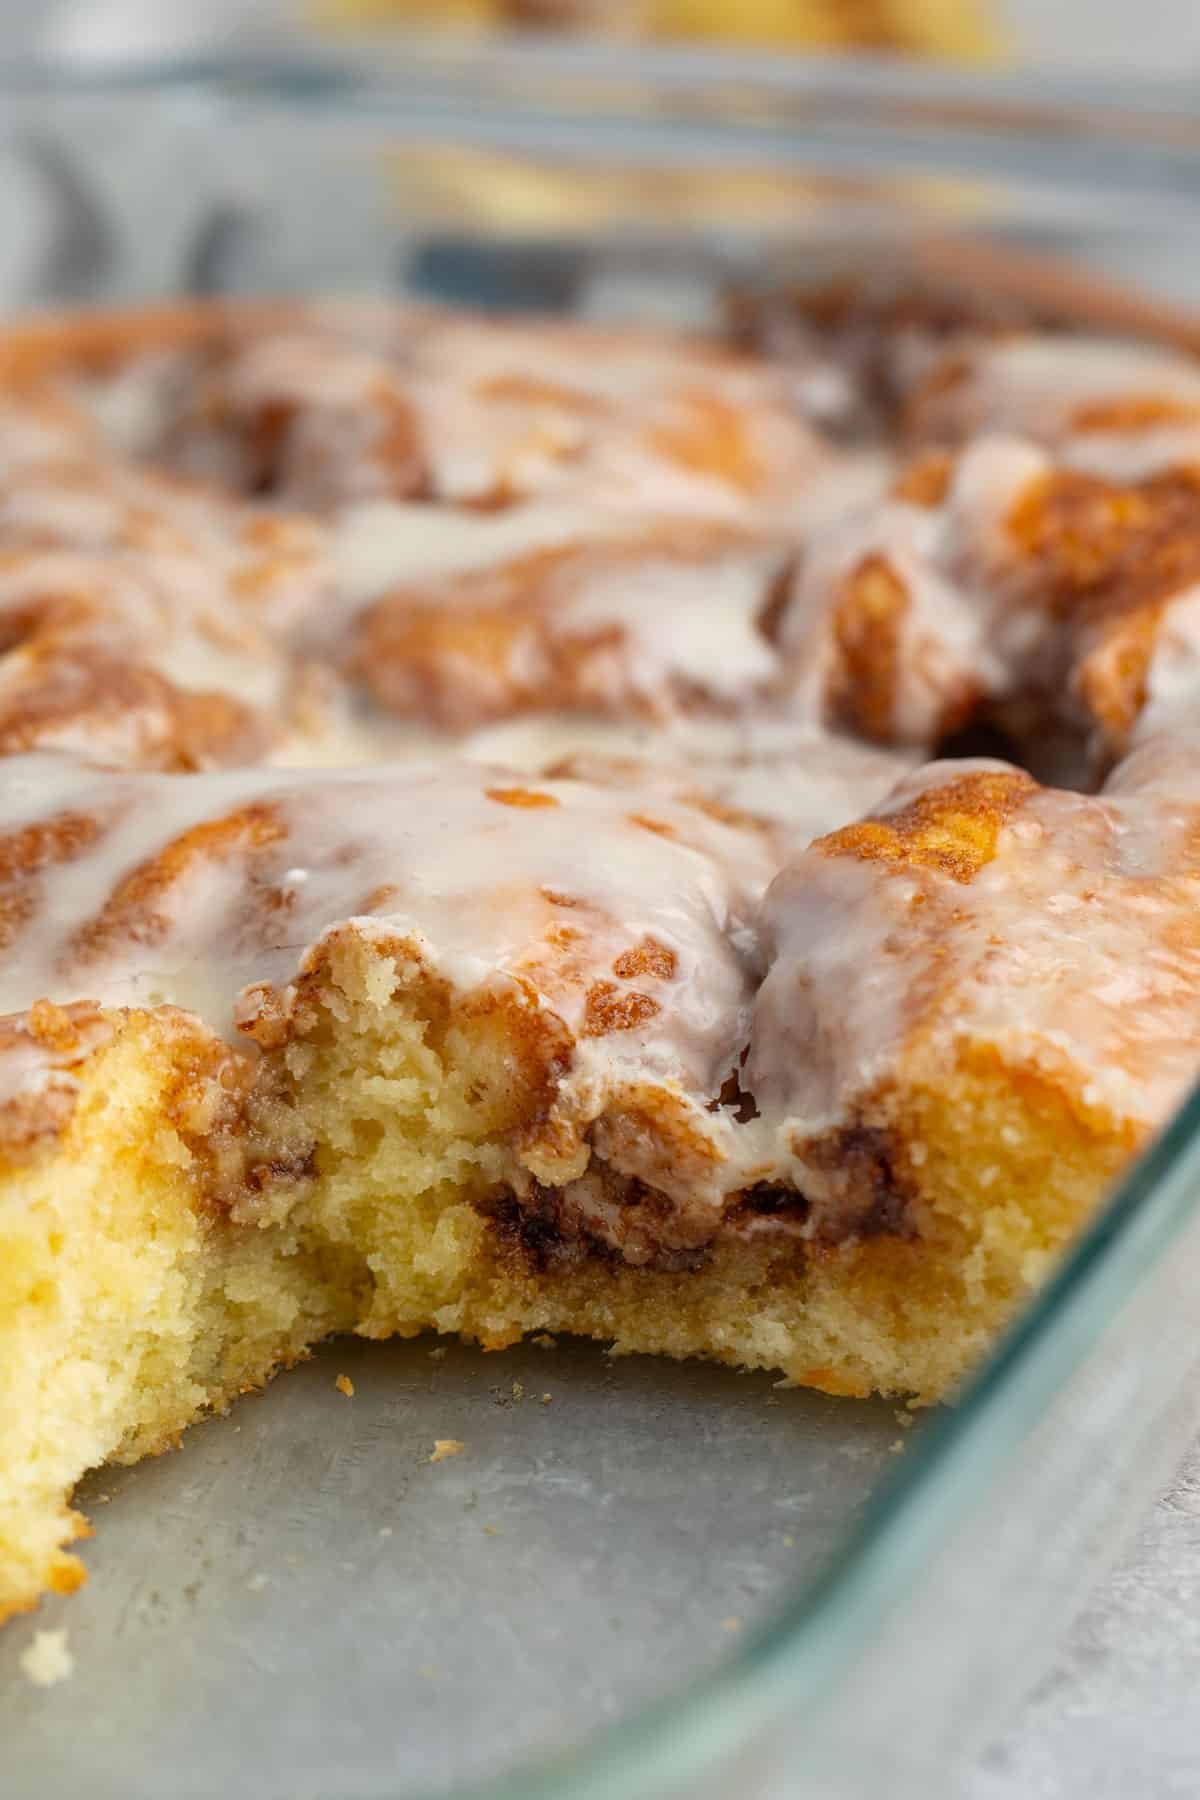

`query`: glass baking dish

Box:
[3,49,1200,1800]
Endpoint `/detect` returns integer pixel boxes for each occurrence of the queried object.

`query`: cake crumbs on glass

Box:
[532,1334,557,1350]
[430,1438,465,1463]
[720,1617,742,1633]
[335,1373,355,1398]
[19,1629,73,1688]
[511,1380,524,1400]
[428,1347,446,1361]
[541,1393,553,1404]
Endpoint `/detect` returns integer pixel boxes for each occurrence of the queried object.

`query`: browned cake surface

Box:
[4,293,1200,1623]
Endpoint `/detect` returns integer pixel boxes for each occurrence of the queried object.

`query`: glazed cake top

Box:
[1,296,1199,1246]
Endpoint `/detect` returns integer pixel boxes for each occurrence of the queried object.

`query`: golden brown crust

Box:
[484,786,561,810]
[1073,606,1163,748]
[14,299,828,518]
[817,766,1036,882]
[1003,466,1200,752]
[0,1002,114,1161]
[11,286,1200,1643]
[826,553,910,742]
[71,805,289,973]
[0,300,296,387]
[1071,395,1200,434]
[582,982,662,1037]
[0,319,329,771]
[890,449,955,508]
[610,936,677,981]
[644,388,766,494]
[1005,467,1200,611]
[350,524,792,730]
[0,299,820,761]
[0,632,268,771]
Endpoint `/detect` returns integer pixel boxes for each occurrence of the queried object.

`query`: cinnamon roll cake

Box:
[3,297,1200,1622]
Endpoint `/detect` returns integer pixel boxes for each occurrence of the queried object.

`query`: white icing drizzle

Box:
[519,538,787,704]
[83,307,845,524]
[1133,585,1200,744]
[916,334,1200,478]
[781,436,1047,744]
[0,306,893,760]
[538,719,915,865]
[3,299,1200,1257]
[748,739,1200,1177]
[780,427,1200,762]
[0,754,774,1191]
[330,499,635,605]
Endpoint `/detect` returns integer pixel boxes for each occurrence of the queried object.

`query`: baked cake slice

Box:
[3,295,1200,1627]
[0,747,858,1620]
[743,733,1200,1399]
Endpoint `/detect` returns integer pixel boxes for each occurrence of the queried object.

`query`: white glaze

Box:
[0,751,778,1215]
[918,334,1200,478]
[782,436,1047,744]
[91,307,845,524]
[748,739,1200,1182]
[2,299,1199,1258]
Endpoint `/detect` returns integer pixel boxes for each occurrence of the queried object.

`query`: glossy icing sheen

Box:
[0,305,889,758]
[0,727,912,1084]
[0,752,776,1228]
[748,736,1200,1177]
[78,305,847,522]
[2,301,1200,1260]
[0,719,908,1258]
[909,334,1200,479]
[783,429,1200,764]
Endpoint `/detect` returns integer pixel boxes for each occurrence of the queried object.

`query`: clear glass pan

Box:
[2,50,1200,1800]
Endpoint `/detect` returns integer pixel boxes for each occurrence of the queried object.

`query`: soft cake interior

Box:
[4,294,1197,1632]
[0,926,1129,1622]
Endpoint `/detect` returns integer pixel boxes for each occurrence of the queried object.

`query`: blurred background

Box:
[0,0,1195,73]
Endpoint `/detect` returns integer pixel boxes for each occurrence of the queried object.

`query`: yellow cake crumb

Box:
[430,1439,465,1463]
[335,1374,355,1398]
[0,864,1146,1624]
[19,1628,73,1687]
